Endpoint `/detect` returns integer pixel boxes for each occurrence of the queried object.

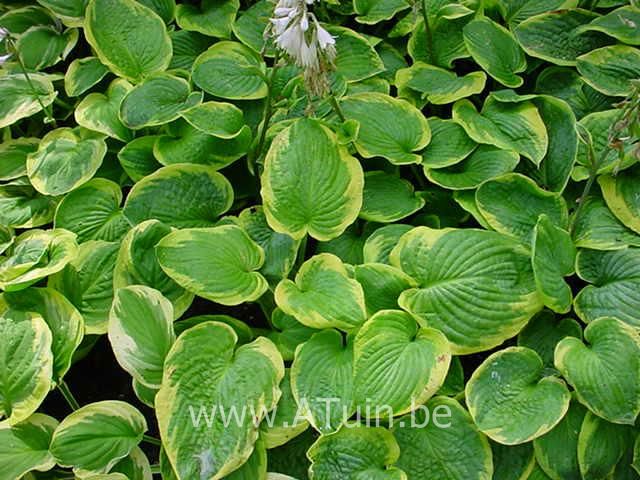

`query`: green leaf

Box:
[113,220,194,319]
[156,225,268,305]
[84,0,172,83]
[267,308,317,362]
[497,0,578,25]
[0,181,58,229]
[0,310,53,427]
[48,240,118,334]
[533,399,586,480]
[36,0,88,25]
[574,248,640,327]
[577,45,640,97]
[54,178,131,243]
[64,57,109,97]
[175,0,239,38]
[0,228,78,292]
[156,322,284,479]
[599,166,640,235]
[354,0,410,24]
[424,144,519,190]
[192,41,267,100]
[16,26,78,71]
[392,227,541,354]
[395,62,486,104]
[117,136,163,182]
[0,74,56,129]
[27,128,107,196]
[111,445,153,480]
[463,17,527,87]
[232,0,274,55]
[169,30,211,70]
[392,396,493,480]
[453,97,548,165]
[532,214,576,313]
[421,117,476,168]
[572,195,640,251]
[476,173,568,244]
[466,347,571,445]
[261,370,309,448]
[307,424,406,480]
[577,5,640,45]
[360,171,424,222]
[514,9,612,66]
[353,310,450,416]
[120,73,202,129]
[491,442,535,480]
[261,118,363,241]
[275,253,367,331]
[290,329,354,433]
[329,26,385,82]
[181,101,247,139]
[0,138,38,182]
[555,317,640,425]
[108,285,175,389]
[363,224,413,265]
[1,287,84,382]
[50,400,147,474]
[353,263,416,314]
[408,16,471,69]
[137,0,175,23]
[0,413,58,480]
[517,311,582,367]
[340,93,430,165]
[123,163,233,228]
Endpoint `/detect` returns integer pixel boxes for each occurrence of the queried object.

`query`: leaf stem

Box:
[143,434,162,447]
[57,380,80,411]
[328,92,346,123]
[420,1,434,64]
[293,234,308,275]
[251,51,281,174]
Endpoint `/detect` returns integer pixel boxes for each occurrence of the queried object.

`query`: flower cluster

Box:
[0,27,11,65]
[267,0,336,95]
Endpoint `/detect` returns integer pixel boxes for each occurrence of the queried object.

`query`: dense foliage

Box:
[1,0,640,479]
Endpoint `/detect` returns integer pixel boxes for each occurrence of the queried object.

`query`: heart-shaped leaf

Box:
[517,311,582,367]
[181,101,246,139]
[0,74,56,129]
[156,321,284,479]
[360,171,425,222]
[466,347,571,445]
[363,224,413,265]
[117,136,163,182]
[175,0,239,38]
[577,5,640,45]
[577,45,640,97]
[599,166,640,235]
[354,263,415,314]
[421,117,476,168]
[64,56,110,97]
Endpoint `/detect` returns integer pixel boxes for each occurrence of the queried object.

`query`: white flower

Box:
[270,16,292,35]
[276,23,304,58]
[299,40,318,68]
[315,23,335,49]
[0,53,11,65]
[0,27,8,42]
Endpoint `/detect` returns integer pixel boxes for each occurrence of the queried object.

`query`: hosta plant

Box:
[1,0,640,479]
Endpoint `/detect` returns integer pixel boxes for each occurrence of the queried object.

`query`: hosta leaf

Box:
[0,413,58,480]
[168,30,211,70]
[267,308,317,362]
[261,371,309,448]
[392,227,541,354]
[424,144,519,190]
[111,445,153,480]
[113,220,194,318]
[360,171,424,222]
[261,118,363,241]
[48,240,118,334]
[466,347,571,445]
[555,317,640,425]
[421,117,476,168]
[453,97,548,165]
[315,223,371,265]
[340,92,430,165]
[491,442,535,480]
[577,5,640,45]
[572,195,640,250]
[395,62,486,104]
[353,310,450,415]
[16,26,78,71]
[0,182,58,229]
[232,0,273,55]
[463,16,526,87]
[137,0,175,23]
[1,287,84,382]
[392,396,493,480]
[54,178,131,243]
[517,311,582,367]
[0,310,52,427]
[120,74,202,129]
[307,425,406,480]
[408,16,471,69]
[180,101,247,139]
[353,263,416,314]
[156,322,284,480]
[0,226,13,255]
[574,248,640,327]
[0,74,56,129]
[577,45,640,97]
[0,229,77,292]
[50,400,147,474]
[533,399,586,480]
[108,285,175,389]
[363,224,413,264]
[117,136,163,182]
[290,329,354,433]
[174,314,253,344]
[27,128,107,196]
[84,0,172,83]
[0,138,38,181]
[64,57,109,97]
[124,163,233,228]
[175,0,239,38]
[531,214,576,313]
[192,41,267,100]
[354,0,410,24]
[275,253,367,331]
[329,26,385,82]
[36,0,88,25]
[156,225,268,305]
[599,166,640,235]
[497,0,578,25]
[476,173,569,244]
[514,9,612,66]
